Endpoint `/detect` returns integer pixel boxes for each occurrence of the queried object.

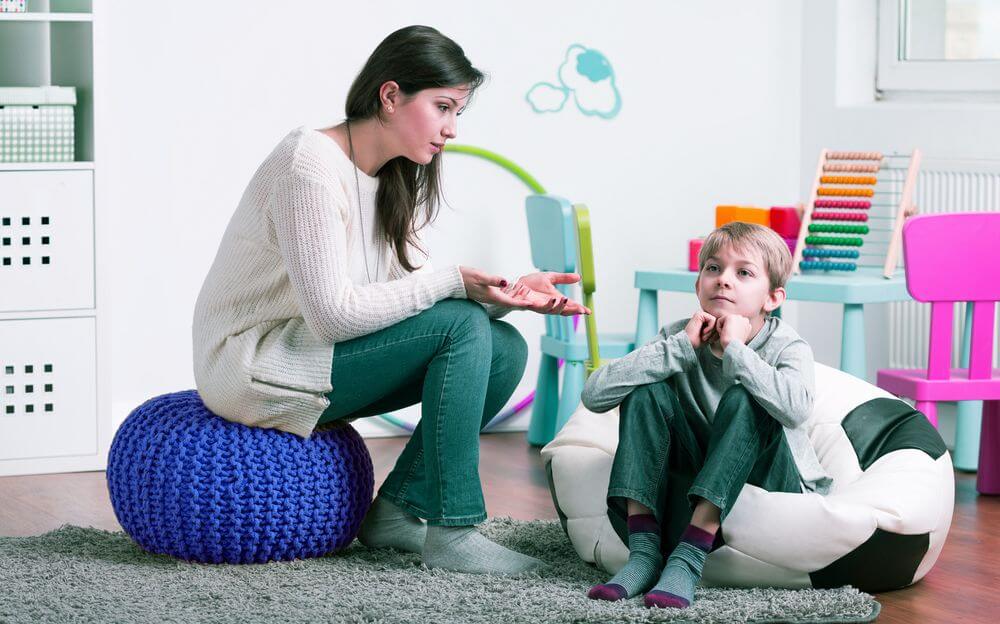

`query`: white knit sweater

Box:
[193,126,485,438]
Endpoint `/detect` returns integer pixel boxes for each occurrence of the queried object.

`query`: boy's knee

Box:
[718,385,753,411]
[621,382,675,414]
[716,385,772,426]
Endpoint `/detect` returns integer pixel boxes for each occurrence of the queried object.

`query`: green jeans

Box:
[316,299,528,526]
[607,382,803,554]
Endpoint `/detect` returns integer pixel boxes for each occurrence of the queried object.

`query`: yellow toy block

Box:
[715,205,771,228]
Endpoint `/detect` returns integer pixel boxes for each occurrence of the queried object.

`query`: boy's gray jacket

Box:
[581,316,833,495]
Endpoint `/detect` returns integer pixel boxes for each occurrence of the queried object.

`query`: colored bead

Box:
[823,163,881,173]
[819,175,878,185]
[805,235,864,246]
[817,187,875,197]
[808,224,869,234]
[814,200,871,209]
[802,248,860,258]
[799,260,858,271]
[811,211,868,221]
[827,151,883,161]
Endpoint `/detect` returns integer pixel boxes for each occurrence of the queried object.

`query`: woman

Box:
[192,25,588,575]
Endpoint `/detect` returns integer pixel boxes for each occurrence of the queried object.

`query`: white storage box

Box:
[0,87,76,162]
[0,170,95,312]
[0,316,98,462]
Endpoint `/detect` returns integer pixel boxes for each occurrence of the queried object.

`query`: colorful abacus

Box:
[792,149,922,278]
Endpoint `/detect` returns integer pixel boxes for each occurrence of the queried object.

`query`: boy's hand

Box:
[685,310,718,349]
[716,314,752,349]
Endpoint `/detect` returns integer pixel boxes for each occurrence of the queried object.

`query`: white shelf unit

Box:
[0,0,109,476]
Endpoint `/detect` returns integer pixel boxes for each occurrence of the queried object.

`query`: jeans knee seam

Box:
[335,333,451,359]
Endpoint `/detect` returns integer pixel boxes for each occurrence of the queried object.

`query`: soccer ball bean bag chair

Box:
[107,390,374,564]
[541,362,954,592]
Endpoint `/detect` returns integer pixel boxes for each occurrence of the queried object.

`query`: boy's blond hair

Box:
[698,222,793,290]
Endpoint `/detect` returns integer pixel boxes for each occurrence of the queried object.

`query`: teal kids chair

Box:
[525,195,634,446]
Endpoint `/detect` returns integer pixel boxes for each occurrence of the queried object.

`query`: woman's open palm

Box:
[504,272,591,316]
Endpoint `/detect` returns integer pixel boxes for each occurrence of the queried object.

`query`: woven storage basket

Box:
[0,86,76,162]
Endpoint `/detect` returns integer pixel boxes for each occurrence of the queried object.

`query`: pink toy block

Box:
[688,238,703,272]
[770,206,802,238]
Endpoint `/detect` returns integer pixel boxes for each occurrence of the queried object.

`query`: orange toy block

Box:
[715,205,770,228]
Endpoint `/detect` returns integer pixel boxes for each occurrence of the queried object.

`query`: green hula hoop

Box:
[443,144,547,194]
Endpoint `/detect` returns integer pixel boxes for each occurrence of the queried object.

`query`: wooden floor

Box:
[1,432,996,622]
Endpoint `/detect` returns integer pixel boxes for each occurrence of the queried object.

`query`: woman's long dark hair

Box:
[345,25,485,272]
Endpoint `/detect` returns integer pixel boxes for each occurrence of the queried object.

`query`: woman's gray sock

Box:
[356,496,426,554]
[422,525,545,575]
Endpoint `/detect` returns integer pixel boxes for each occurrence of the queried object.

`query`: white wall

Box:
[798,0,1000,445]
[102,1,803,435]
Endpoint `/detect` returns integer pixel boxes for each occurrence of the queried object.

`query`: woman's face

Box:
[391,85,470,165]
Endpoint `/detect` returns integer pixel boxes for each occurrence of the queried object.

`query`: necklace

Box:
[345,120,379,285]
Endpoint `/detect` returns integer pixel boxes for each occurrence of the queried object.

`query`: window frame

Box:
[876,0,1000,94]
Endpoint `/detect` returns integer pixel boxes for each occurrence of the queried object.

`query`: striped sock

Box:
[588,514,662,601]
[644,524,714,609]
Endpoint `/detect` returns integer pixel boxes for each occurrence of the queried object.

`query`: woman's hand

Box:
[503,272,591,316]
[459,266,534,308]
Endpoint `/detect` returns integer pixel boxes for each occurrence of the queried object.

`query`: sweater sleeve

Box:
[580,323,698,413]
[721,338,815,428]
[270,172,467,344]
[396,242,511,320]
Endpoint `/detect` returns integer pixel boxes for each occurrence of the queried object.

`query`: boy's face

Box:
[695,243,783,321]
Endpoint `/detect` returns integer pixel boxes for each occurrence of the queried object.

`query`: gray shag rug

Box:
[0,518,879,624]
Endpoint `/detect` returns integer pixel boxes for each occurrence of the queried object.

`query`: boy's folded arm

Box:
[581,327,697,413]
[721,339,815,428]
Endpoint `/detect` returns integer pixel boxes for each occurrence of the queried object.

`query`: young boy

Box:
[583,222,832,609]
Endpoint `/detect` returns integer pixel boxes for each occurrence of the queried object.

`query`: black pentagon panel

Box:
[545,461,570,535]
[711,529,726,553]
[841,398,948,471]
[809,529,929,592]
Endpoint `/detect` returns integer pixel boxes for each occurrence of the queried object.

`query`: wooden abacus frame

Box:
[792,148,922,278]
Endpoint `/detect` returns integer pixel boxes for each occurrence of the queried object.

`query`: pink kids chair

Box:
[876,212,1000,495]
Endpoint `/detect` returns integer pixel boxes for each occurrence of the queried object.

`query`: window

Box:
[877,0,1000,94]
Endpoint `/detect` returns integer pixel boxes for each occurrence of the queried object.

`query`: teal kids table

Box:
[633,266,982,470]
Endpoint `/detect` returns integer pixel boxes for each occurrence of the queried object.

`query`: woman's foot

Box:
[357,496,426,554]
[422,525,545,575]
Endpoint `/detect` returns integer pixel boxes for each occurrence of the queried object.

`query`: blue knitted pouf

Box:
[106,390,374,564]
